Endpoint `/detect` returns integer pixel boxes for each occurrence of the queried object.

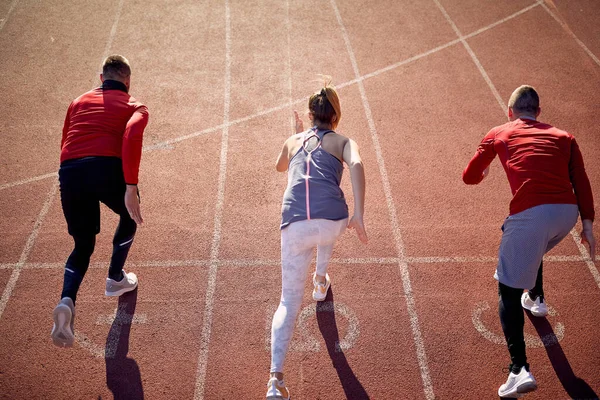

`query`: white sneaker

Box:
[105,270,138,297]
[521,292,548,317]
[498,366,537,398]
[51,297,75,348]
[312,273,331,301]
[266,377,290,400]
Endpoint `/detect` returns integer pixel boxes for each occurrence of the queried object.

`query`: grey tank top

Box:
[280,127,349,229]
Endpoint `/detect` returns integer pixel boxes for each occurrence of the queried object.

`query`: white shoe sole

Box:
[312,279,330,302]
[105,281,138,297]
[521,293,548,317]
[51,304,74,348]
[499,380,538,398]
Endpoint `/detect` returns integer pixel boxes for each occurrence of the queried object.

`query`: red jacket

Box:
[463,118,594,221]
[60,80,149,185]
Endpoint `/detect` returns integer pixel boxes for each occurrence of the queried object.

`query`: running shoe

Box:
[498,365,537,398]
[105,270,138,297]
[266,377,290,400]
[312,272,331,301]
[521,292,548,317]
[51,297,75,348]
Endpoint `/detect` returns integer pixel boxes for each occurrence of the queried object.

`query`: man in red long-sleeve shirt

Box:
[51,55,149,348]
[463,85,596,398]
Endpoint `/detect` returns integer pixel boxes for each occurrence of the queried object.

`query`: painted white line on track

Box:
[472,301,565,347]
[0,181,58,320]
[462,1,541,41]
[0,172,58,191]
[329,1,434,398]
[568,229,600,290]
[0,0,19,32]
[432,0,506,112]
[17,254,597,271]
[193,1,231,398]
[0,1,543,192]
[540,1,600,68]
[99,0,125,71]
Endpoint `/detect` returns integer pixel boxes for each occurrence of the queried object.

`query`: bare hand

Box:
[581,228,596,259]
[293,110,304,134]
[125,185,143,225]
[348,215,368,244]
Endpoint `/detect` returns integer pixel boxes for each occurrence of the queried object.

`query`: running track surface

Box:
[0,1,599,399]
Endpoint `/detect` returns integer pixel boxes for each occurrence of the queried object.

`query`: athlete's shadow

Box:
[316,288,370,400]
[105,289,144,400]
[526,312,598,399]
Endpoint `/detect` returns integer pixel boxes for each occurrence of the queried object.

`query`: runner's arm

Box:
[276,137,292,172]
[60,103,74,149]
[343,139,368,244]
[569,137,596,256]
[122,105,149,185]
[462,130,497,185]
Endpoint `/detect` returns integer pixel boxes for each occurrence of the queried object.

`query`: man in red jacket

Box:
[51,55,149,348]
[463,85,595,398]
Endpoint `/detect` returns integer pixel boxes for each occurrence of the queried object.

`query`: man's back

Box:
[60,81,146,164]
[463,117,593,220]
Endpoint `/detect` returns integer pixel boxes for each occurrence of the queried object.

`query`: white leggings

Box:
[270,218,347,373]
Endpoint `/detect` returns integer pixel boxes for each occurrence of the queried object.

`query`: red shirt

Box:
[60,80,149,185]
[463,118,594,221]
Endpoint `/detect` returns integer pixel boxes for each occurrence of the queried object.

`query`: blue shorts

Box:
[494,203,579,289]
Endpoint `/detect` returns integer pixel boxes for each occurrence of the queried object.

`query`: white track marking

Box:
[568,229,600,290]
[462,1,541,41]
[99,0,124,71]
[540,1,600,68]
[0,0,18,32]
[432,0,506,112]
[329,1,434,398]
[0,181,58,320]
[18,254,595,270]
[0,1,543,192]
[193,1,230,398]
[264,302,360,353]
[0,172,58,191]
[472,301,565,347]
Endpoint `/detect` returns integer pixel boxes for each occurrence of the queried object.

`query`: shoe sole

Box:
[499,381,538,398]
[521,294,548,317]
[312,280,330,302]
[51,304,74,348]
[105,281,138,297]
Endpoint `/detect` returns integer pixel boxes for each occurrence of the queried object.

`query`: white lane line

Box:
[284,0,293,119]
[462,1,541,41]
[432,0,506,113]
[0,1,543,192]
[568,229,600,290]
[0,172,58,191]
[329,1,434,398]
[19,254,597,270]
[0,181,58,320]
[100,0,124,65]
[540,1,600,68]
[193,0,231,398]
[0,0,19,32]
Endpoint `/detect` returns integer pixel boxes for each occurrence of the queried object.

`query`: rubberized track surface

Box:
[1,0,599,399]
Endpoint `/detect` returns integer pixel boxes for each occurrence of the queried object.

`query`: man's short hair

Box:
[508,85,539,114]
[102,55,131,80]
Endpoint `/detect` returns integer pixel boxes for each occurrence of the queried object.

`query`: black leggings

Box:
[498,262,544,371]
[59,157,138,303]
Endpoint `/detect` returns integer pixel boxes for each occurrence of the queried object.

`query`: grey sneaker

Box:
[105,270,138,297]
[51,297,75,347]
